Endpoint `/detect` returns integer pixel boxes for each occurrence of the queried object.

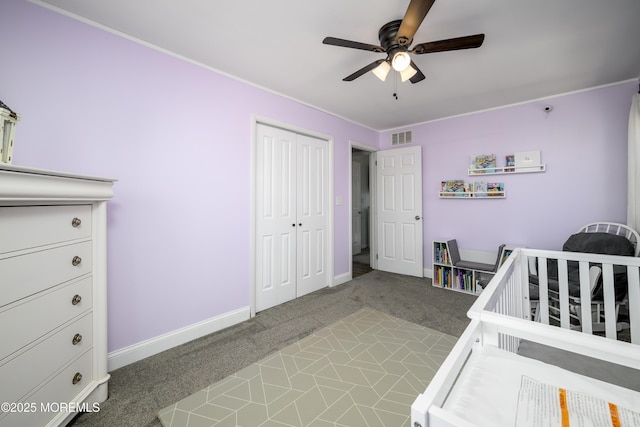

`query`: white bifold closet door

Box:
[256,124,329,312]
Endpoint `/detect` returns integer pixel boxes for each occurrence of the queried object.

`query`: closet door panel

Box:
[255,125,297,311]
[296,135,328,297]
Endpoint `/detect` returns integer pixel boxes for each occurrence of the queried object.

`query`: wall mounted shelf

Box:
[439,191,506,199]
[468,164,546,176]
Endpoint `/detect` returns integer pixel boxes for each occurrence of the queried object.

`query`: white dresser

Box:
[0,165,115,427]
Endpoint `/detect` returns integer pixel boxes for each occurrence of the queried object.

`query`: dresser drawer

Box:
[0,277,92,360]
[0,350,94,427]
[0,313,93,405]
[0,205,92,254]
[0,241,92,307]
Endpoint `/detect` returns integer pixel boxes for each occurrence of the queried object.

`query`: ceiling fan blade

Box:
[411,34,485,54]
[409,61,426,84]
[323,37,384,53]
[396,0,436,46]
[343,59,386,81]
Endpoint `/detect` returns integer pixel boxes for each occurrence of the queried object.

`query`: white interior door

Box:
[352,160,362,256]
[295,134,329,297]
[256,124,297,311]
[255,124,329,311]
[376,146,423,277]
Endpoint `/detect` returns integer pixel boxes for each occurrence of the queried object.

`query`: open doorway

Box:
[351,146,373,278]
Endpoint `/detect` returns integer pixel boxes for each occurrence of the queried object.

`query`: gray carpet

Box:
[68,270,476,427]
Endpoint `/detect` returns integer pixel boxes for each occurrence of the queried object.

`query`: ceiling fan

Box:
[322,0,485,84]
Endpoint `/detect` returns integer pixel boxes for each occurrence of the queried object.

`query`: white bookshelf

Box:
[432,241,515,295]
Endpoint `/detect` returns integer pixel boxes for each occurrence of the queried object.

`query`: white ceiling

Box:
[37,0,640,131]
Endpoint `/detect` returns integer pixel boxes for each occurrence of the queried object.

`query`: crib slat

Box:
[558,259,570,329]
[628,266,640,344]
[578,262,592,335]
[601,263,617,339]
[538,257,549,324]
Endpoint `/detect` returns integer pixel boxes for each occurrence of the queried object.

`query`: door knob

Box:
[415,215,421,220]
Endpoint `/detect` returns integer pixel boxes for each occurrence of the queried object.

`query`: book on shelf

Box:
[435,265,451,287]
[434,242,450,264]
[505,154,515,172]
[487,182,504,196]
[473,181,487,197]
[455,269,474,292]
[440,180,469,197]
[471,154,496,172]
[441,180,465,192]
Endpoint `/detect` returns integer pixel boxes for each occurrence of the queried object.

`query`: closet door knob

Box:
[415,215,421,220]
[71,217,82,228]
[72,333,83,345]
[72,256,82,266]
[71,294,82,305]
[72,372,83,385]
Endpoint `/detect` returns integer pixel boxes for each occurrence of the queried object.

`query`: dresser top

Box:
[0,164,116,203]
[0,164,116,182]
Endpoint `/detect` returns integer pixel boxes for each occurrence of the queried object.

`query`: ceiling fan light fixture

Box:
[372,61,391,81]
[400,65,417,82]
[391,51,411,71]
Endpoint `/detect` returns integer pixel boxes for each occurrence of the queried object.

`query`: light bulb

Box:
[391,52,411,72]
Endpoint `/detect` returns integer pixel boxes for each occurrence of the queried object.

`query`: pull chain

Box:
[393,71,398,100]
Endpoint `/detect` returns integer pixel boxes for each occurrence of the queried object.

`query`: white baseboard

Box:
[107,306,251,371]
[332,272,352,286]
[424,268,433,279]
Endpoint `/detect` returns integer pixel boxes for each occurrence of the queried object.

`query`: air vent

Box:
[391,130,412,146]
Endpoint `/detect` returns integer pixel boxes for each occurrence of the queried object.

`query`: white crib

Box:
[412,246,640,427]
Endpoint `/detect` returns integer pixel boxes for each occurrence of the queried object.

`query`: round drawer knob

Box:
[71,217,82,228]
[72,256,82,266]
[72,372,83,385]
[71,294,82,305]
[72,333,83,345]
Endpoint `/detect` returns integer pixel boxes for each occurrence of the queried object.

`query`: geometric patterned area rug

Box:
[158,308,457,427]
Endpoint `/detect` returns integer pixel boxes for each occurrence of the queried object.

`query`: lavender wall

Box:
[0,0,377,352]
[380,81,635,266]
[1,0,634,355]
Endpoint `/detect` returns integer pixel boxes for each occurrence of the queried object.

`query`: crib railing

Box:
[470,248,640,345]
[412,247,640,427]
